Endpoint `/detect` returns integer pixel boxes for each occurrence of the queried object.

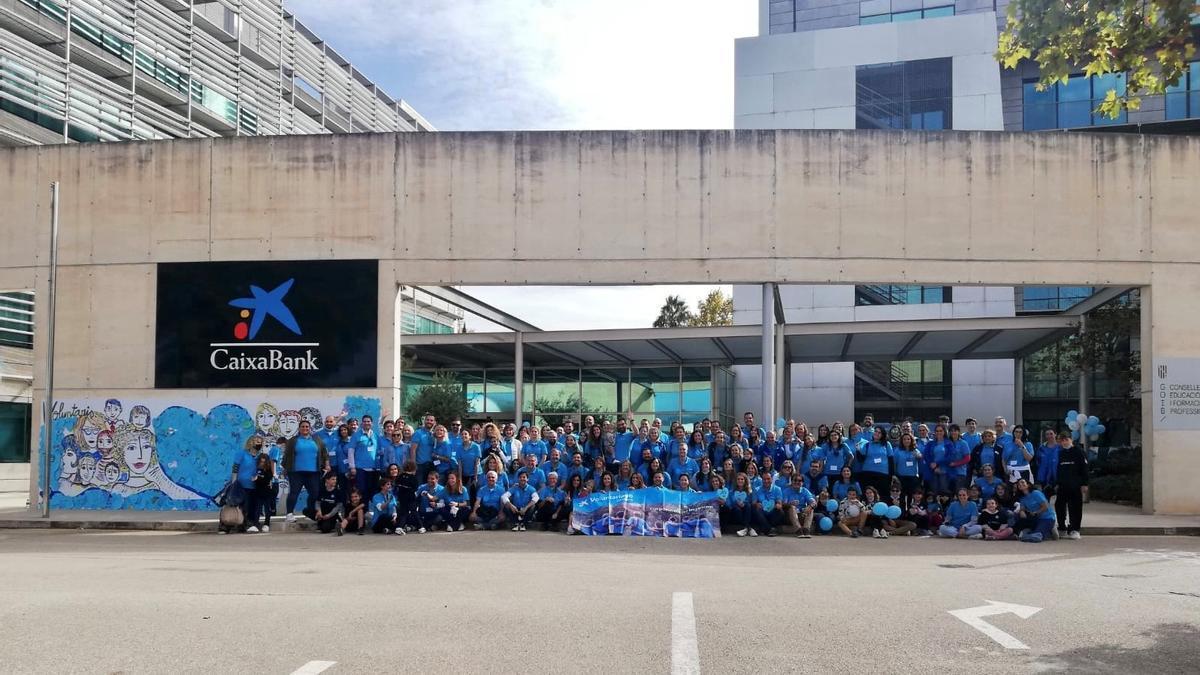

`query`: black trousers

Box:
[1055,484,1084,532]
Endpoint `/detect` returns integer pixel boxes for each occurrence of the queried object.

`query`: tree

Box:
[653,295,694,328]
[1026,295,1142,433]
[404,370,470,427]
[531,393,591,428]
[997,0,1198,118]
[689,289,733,327]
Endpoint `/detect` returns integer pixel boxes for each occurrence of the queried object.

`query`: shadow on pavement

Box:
[1029,622,1200,673]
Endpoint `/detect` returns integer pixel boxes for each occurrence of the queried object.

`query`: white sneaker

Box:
[512,525,521,532]
[872,529,881,539]
[749,529,759,537]
[395,528,404,535]
[473,523,483,530]
[736,528,748,537]
[446,525,454,533]
[217,530,227,535]
[880,530,889,539]
[566,525,576,534]
[245,526,259,533]
[519,524,527,531]
[968,533,983,540]
[1069,530,1081,540]
[261,525,269,533]
[417,527,427,534]
[285,513,295,523]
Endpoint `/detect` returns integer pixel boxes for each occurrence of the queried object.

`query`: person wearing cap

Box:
[472,470,507,530]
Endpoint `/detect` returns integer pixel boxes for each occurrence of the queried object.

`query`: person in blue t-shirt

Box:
[962,418,982,453]
[369,477,401,535]
[938,488,982,539]
[502,471,539,531]
[818,430,855,486]
[534,472,569,531]
[440,472,472,532]
[970,429,1003,478]
[457,429,483,496]
[281,420,327,523]
[830,466,860,502]
[428,424,457,482]
[415,471,445,534]
[471,470,507,530]
[1002,426,1035,484]
[782,474,817,538]
[972,463,1003,502]
[349,416,381,505]
[727,473,754,536]
[227,437,262,533]
[410,414,438,482]
[1014,478,1057,542]
[946,425,973,491]
[749,473,785,537]
[516,453,547,490]
[1034,429,1061,491]
[802,460,829,495]
[857,427,893,500]
[891,432,923,497]
[613,417,638,466]
[667,444,699,489]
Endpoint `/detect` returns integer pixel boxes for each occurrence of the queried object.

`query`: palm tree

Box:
[653,295,693,328]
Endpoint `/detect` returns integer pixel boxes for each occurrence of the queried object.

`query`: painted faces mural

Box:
[46,395,381,510]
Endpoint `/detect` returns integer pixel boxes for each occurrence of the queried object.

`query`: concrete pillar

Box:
[1077,314,1088,456]
[513,331,524,426]
[378,265,402,417]
[1013,356,1024,426]
[775,323,786,425]
[761,283,775,425]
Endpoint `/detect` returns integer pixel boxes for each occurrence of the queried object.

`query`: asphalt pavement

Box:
[1,529,1198,674]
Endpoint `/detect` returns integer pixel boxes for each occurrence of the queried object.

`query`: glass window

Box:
[0,402,32,463]
[856,58,952,130]
[631,367,680,422]
[1022,73,1128,130]
[855,285,951,306]
[681,366,712,421]
[483,370,517,415]
[581,368,627,419]
[892,9,922,21]
[532,369,581,424]
[860,13,890,24]
[1165,62,1200,120]
[859,5,953,24]
[923,5,955,17]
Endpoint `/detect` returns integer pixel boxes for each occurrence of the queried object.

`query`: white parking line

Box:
[671,592,700,675]
[290,661,336,675]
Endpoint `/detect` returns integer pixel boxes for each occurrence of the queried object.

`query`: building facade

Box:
[731,0,1189,428]
[0,0,456,475]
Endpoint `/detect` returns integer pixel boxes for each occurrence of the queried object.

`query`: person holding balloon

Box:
[836,487,868,538]
[861,486,893,539]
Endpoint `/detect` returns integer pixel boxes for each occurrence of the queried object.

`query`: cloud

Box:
[284,0,757,130]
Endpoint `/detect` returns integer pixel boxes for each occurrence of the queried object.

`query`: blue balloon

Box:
[1087,415,1100,426]
[1096,424,1106,434]
[819,516,833,532]
[826,499,839,513]
[1066,409,1079,422]
[1071,429,1080,441]
[887,505,902,520]
[776,418,786,430]
[872,502,888,517]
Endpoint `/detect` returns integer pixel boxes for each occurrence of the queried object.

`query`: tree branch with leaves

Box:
[997,0,1198,118]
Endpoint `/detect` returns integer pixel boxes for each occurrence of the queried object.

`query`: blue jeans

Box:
[286,470,319,516]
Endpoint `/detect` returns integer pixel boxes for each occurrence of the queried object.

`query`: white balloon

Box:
[1089,433,1100,441]
[1076,413,1088,425]
[1067,420,1079,431]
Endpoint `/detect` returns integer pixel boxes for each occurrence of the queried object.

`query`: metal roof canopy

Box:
[401,315,1079,370]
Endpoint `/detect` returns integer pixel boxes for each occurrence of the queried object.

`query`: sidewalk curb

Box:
[1,519,1196,536]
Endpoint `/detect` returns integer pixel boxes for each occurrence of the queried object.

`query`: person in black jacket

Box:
[969,429,1004,478]
[393,460,421,532]
[1053,433,1089,540]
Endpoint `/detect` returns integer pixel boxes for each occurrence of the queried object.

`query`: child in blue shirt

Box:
[416,471,445,533]
[938,489,982,539]
[369,478,401,534]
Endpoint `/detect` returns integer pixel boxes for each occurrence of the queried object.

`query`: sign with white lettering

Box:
[1153,358,1200,430]
[155,261,378,388]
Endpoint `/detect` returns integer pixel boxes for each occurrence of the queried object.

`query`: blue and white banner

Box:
[570,488,720,538]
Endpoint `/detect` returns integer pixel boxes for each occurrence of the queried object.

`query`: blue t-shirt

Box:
[892,448,921,477]
[831,480,860,501]
[292,435,319,473]
[516,466,546,490]
[458,442,482,477]
[1019,489,1055,521]
[232,449,258,489]
[667,457,698,487]
[412,428,435,464]
[730,490,750,507]
[753,484,784,512]
[417,484,444,511]
[973,475,1002,501]
[613,431,637,463]
[978,444,999,471]
[860,442,892,475]
[945,500,979,528]
[538,485,566,504]
[506,483,537,509]
[476,484,505,509]
[783,485,816,508]
[369,492,397,526]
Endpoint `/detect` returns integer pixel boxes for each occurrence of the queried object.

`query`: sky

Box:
[285,0,755,329]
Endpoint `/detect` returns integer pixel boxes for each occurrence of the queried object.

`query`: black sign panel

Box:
[155,260,378,388]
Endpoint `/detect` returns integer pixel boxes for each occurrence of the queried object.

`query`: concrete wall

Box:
[736,11,1004,131]
[0,130,1198,513]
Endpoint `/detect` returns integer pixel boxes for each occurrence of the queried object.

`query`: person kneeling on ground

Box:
[415,471,445,533]
[472,470,507,530]
[535,472,568,531]
[342,488,366,535]
[502,471,539,531]
[441,472,471,532]
[938,489,982,539]
[369,478,402,535]
[782,473,816,538]
[1014,478,1057,543]
[978,497,1014,540]
[306,472,343,535]
[750,472,785,537]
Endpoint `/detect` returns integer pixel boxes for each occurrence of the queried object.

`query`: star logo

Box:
[228,279,301,340]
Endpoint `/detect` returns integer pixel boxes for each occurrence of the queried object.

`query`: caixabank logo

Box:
[212,278,317,372]
[155,261,378,388]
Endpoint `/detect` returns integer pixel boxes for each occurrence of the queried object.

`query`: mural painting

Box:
[44,395,382,510]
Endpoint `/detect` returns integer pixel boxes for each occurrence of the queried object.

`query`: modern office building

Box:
[0,0,457,478]
[731,0,1175,431]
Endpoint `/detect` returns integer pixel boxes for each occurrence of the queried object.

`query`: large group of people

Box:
[224,410,1089,542]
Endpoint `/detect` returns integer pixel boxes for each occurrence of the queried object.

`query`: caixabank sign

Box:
[155,260,378,388]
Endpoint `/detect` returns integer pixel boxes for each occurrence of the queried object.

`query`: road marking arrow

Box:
[948,600,1042,650]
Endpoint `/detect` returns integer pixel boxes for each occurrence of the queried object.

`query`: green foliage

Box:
[1089,473,1143,505]
[653,295,694,328]
[689,289,734,327]
[532,393,591,428]
[997,0,1198,118]
[404,370,470,427]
